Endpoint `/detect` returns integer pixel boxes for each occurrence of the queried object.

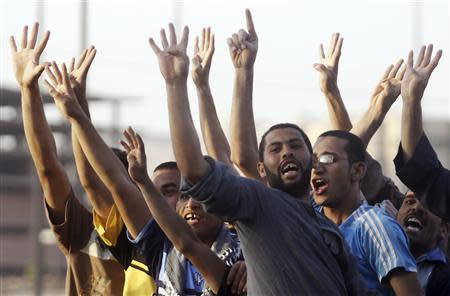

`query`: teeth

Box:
[405,217,423,229]
[407,225,421,232]
[282,162,298,173]
[407,217,421,224]
[184,213,198,221]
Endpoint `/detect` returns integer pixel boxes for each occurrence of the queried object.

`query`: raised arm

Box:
[121,127,226,294]
[400,45,442,162]
[192,27,234,169]
[10,23,71,223]
[228,9,262,181]
[44,63,150,238]
[149,24,210,184]
[64,47,114,223]
[314,33,351,131]
[351,59,405,148]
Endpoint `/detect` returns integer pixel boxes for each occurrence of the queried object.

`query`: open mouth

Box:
[404,216,423,233]
[184,212,200,224]
[311,178,328,195]
[280,161,300,178]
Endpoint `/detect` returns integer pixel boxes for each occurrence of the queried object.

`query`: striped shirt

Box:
[337,202,417,295]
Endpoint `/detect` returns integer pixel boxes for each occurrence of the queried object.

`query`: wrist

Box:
[323,84,340,97]
[195,82,211,92]
[235,67,254,76]
[20,83,40,94]
[166,80,188,92]
[135,173,151,185]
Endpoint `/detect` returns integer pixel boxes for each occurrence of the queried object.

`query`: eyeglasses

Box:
[312,153,346,166]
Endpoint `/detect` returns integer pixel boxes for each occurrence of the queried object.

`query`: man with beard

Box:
[256,123,312,199]
[147,12,367,295]
[311,130,421,295]
[397,191,450,295]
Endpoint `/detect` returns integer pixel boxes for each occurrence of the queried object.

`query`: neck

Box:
[324,189,362,226]
[198,224,222,247]
[410,244,436,259]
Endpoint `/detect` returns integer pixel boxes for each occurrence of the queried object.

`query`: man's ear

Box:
[257,162,266,179]
[351,161,367,183]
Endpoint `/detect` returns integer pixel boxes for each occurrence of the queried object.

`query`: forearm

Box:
[71,91,113,221]
[323,86,352,131]
[137,176,199,252]
[230,68,260,179]
[401,100,423,163]
[21,85,60,172]
[72,129,113,221]
[21,85,71,219]
[351,107,383,149]
[70,113,150,237]
[196,83,233,166]
[166,81,210,184]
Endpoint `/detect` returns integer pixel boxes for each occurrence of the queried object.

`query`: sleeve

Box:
[358,211,417,283]
[93,204,124,247]
[394,133,450,220]
[182,157,264,222]
[44,190,93,255]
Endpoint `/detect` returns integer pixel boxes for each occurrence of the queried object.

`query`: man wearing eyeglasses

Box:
[312,130,422,296]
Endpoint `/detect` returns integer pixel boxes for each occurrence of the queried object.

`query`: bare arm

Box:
[44,63,149,238]
[149,24,210,185]
[314,33,352,131]
[121,127,226,294]
[228,9,262,181]
[351,59,405,148]
[389,270,423,296]
[400,45,442,162]
[192,27,235,169]
[65,47,114,223]
[11,23,71,223]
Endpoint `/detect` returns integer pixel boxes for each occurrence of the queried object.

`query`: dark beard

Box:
[264,162,312,199]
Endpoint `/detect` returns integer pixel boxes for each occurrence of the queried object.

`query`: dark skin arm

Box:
[63,47,114,224]
[121,127,227,294]
[44,62,150,239]
[11,23,71,224]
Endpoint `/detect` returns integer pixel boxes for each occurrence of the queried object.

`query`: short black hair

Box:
[153,161,179,173]
[258,123,312,161]
[318,130,365,164]
[112,148,129,169]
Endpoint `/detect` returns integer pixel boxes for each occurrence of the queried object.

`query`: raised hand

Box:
[10,22,50,88]
[401,44,442,103]
[120,127,148,183]
[44,63,83,119]
[149,23,190,84]
[370,59,405,116]
[68,46,97,100]
[227,9,258,69]
[192,27,215,86]
[313,33,343,94]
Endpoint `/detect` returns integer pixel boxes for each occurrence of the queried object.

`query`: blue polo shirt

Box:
[416,248,448,290]
[336,202,417,295]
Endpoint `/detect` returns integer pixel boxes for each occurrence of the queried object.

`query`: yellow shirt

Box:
[93,206,157,295]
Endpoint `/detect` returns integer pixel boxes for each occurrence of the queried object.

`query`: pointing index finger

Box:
[245,9,257,38]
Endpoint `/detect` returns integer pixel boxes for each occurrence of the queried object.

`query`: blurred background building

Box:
[1,0,449,294]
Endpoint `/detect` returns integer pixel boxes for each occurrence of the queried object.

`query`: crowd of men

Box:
[9,8,450,296]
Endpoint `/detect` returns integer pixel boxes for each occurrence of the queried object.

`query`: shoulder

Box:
[354,205,407,245]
